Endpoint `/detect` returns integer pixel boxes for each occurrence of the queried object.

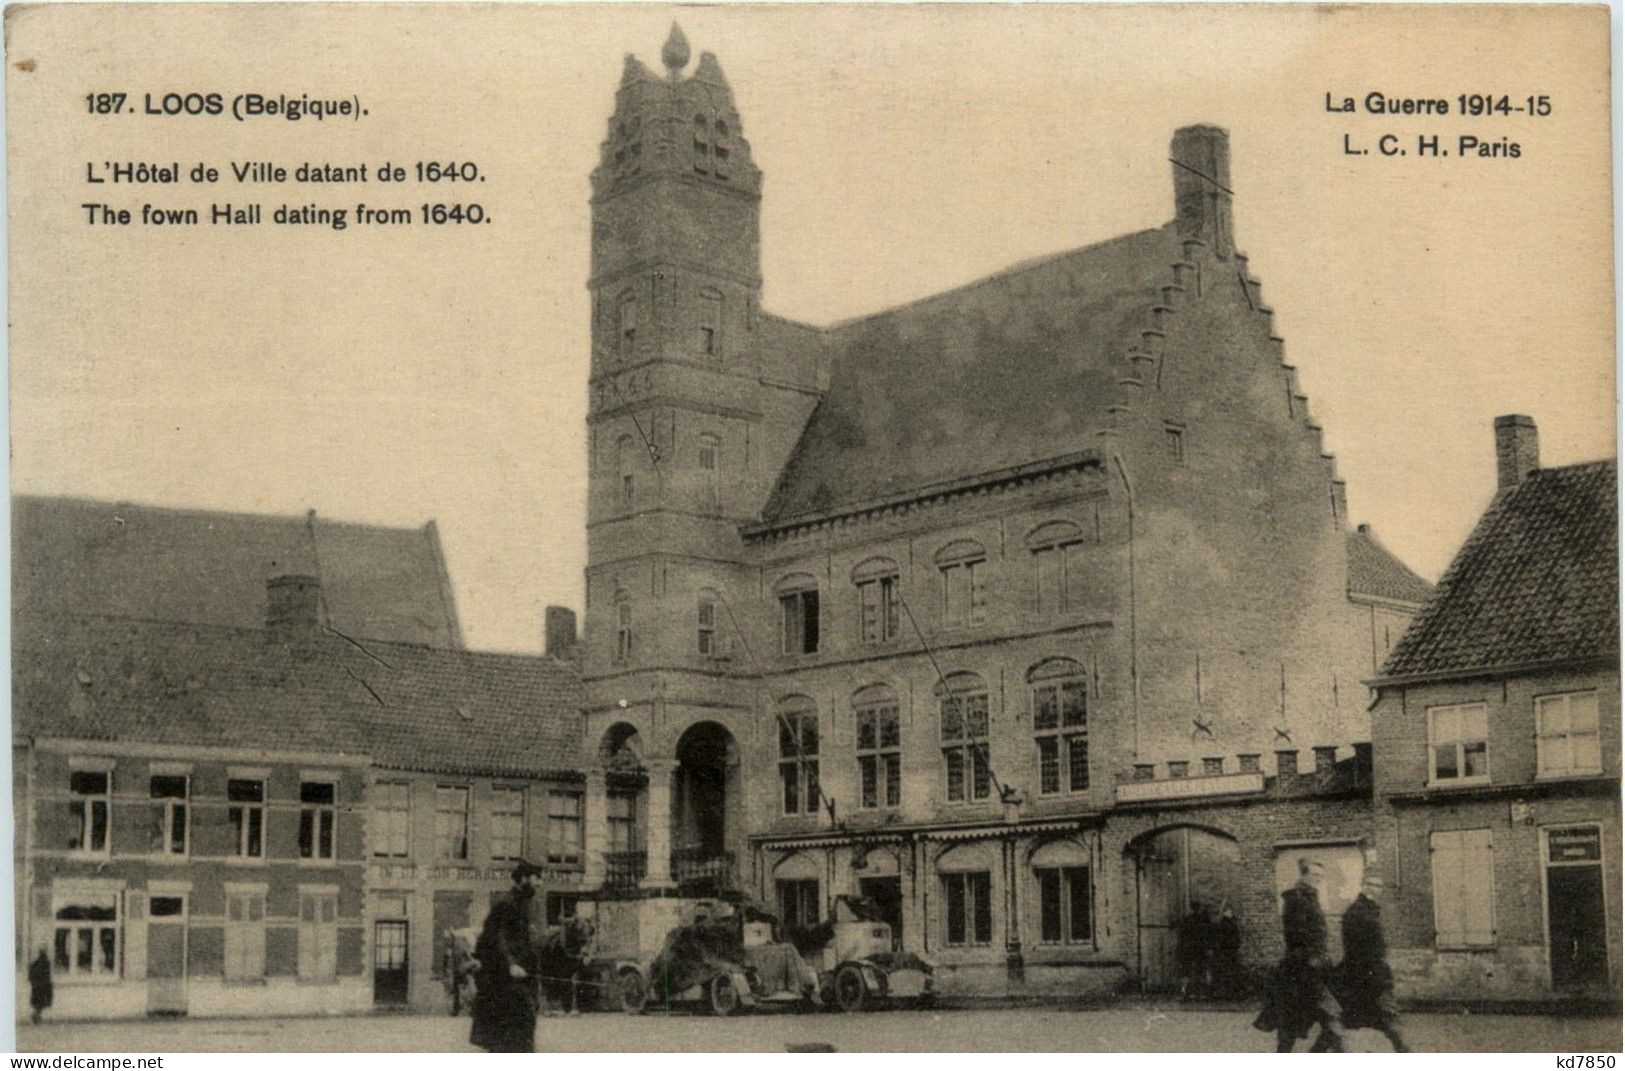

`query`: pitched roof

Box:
[1379,460,1618,680]
[13,495,463,648]
[1347,525,1433,605]
[13,613,585,778]
[761,226,1176,521]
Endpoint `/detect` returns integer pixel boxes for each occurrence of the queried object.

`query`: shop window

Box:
[51,890,118,979]
[941,871,993,947]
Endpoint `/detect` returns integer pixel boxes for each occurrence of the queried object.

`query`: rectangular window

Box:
[51,890,118,978]
[224,891,267,981]
[778,709,820,815]
[1033,543,1084,614]
[298,781,336,861]
[698,293,722,356]
[615,602,633,663]
[618,297,637,357]
[435,785,470,860]
[697,597,717,657]
[490,786,527,862]
[941,559,986,628]
[1165,425,1186,465]
[1430,828,1495,948]
[68,769,110,853]
[942,692,992,802]
[856,701,901,810]
[941,871,993,947]
[1428,703,1490,784]
[1536,691,1602,777]
[776,879,821,930]
[544,790,583,867]
[607,790,637,851]
[1168,761,1189,779]
[297,890,339,981]
[546,892,581,928]
[1238,754,1261,774]
[858,575,900,644]
[1034,678,1088,795]
[1036,866,1093,944]
[228,778,265,859]
[150,774,188,856]
[779,589,820,655]
[1275,750,1299,778]
[373,781,411,858]
[1202,757,1224,777]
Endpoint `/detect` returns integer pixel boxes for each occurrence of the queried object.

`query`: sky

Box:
[7,4,1615,654]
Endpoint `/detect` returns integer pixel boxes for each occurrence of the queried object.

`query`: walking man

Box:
[1253,857,1345,1052]
[1336,873,1411,1051]
[470,861,544,1053]
[27,947,52,1025]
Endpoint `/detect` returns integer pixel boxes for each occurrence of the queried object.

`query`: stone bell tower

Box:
[580,26,816,894]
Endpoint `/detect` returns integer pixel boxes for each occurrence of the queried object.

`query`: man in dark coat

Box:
[1335,873,1410,1051]
[1253,857,1345,1052]
[27,948,52,1025]
[470,861,544,1052]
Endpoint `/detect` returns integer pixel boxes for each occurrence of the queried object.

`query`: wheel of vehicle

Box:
[832,963,868,1012]
[615,967,648,1015]
[709,973,743,1016]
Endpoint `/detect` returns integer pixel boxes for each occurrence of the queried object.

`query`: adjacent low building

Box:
[1370,416,1620,1001]
[13,498,588,1018]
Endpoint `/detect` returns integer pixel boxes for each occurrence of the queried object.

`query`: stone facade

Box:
[574,29,1426,995]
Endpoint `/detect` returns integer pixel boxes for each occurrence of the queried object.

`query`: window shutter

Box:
[1430,830,1464,947]
[1460,829,1496,945]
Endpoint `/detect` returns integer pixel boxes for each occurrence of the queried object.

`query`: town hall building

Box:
[575,26,1431,996]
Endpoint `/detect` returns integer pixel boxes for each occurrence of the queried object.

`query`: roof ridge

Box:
[13,492,439,537]
[822,224,1175,333]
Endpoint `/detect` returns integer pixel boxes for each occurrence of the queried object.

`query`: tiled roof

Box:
[1347,525,1433,605]
[13,495,463,648]
[761,227,1175,521]
[1379,460,1618,679]
[14,614,585,778]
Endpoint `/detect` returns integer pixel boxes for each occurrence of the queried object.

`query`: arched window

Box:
[854,684,901,810]
[617,293,638,358]
[1025,520,1084,614]
[697,290,723,357]
[613,590,633,663]
[1030,839,1092,944]
[853,557,900,645]
[1030,659,1088,795]
[696,589,718,657]
[935,539,987,628]
[615,435,636,505]
[775,573,819,656]
[937,672,990,802]
[777,697,820,816]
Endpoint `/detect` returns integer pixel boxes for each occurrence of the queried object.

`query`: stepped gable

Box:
[1347,525,1434,604]
[761,225,1177,523]
[13,612,585,778]
[1380,459,1618,680]
[13,495,463,648]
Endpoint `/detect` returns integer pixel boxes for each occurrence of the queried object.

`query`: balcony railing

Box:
[672,848,737,895]
[603,850,646,894]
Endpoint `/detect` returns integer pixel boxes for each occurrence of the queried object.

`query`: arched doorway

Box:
[1125,825,1242,991]
[672,721,739,896]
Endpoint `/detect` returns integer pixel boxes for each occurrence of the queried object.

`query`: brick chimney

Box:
[545,605,578,661]
[1171,125,1234,258]
[1494,414,1540,491]
[267,574,323,643]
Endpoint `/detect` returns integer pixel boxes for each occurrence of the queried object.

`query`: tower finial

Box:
[662,22,691,75]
